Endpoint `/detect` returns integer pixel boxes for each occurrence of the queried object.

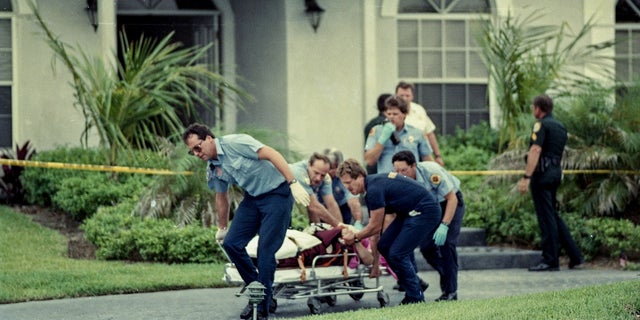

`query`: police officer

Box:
[338,159,442,305]
[183,123,310,320]
[517,94,583,271]
[364,95,433,174]
[392,150,464,301]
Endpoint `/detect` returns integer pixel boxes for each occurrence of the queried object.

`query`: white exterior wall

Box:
[7,0,617,160]
[13,0,99,150]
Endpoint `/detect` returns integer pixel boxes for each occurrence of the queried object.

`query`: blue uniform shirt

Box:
[289,160,332,199]
[365,123,433,173]
[207,134,285,196]
[318,176,357,207]
[414,161,460,203]
[364,172,440,218]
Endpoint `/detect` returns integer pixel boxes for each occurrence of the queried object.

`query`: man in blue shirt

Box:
[338,159,442,305]
[289,153,343,227]
[364,95,433,173]
[393,150,465,301]
[320,148,364,227]
[183,123,309,320]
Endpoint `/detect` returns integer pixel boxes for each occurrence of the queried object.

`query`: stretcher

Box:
[222,251,391,315]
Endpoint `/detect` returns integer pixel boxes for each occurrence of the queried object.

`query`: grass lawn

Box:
[0,205,226,303]
[2,205,639,319]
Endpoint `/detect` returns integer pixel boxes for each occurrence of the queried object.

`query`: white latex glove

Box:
[216,228,228,243]
[290,180,310,206]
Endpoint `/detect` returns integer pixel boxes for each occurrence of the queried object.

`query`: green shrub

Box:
[52,174,146,221]
[21,147,166,219]
[21,147,105,206]
[83,202,224,263]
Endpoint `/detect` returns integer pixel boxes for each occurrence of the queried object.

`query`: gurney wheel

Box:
[307,297,321,314]
[377,291,390,307]
[322,294,337,307]
[348,279,364,301]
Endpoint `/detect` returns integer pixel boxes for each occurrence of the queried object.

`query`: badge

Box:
[533,122,541,133]
[387,172,398,179]
[408,135,414,143]
[531,133,537,141]
[430,174,441,185]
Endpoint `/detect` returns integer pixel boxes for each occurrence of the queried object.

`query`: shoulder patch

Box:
[533,121,542,133]
[430,174,441,185]
[531,133,537,141]
[369,127,376,136]
[323,174,332,184]
[387,172,398,179]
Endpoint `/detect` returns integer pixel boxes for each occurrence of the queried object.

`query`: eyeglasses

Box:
[188,139,204,156]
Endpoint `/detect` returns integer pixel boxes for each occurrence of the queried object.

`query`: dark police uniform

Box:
[364,173,442,303]
[529,114,582,268]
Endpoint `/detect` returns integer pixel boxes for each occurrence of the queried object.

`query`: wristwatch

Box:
[523,174,531,179]
[288,178,298,185]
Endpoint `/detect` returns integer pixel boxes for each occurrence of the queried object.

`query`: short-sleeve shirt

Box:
[364,172,440,218]
[529,113,567,159]
[405,102,437,134]
[289,160,333,199]
[207,134,285,196]
[414,161,460,203]
[319,176,357,206]
[364,123,433,173]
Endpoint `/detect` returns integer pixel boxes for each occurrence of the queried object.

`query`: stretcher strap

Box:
[342,249,349,279]
[298,255,307,282]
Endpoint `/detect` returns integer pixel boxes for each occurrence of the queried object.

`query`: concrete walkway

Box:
[0,268,637,320]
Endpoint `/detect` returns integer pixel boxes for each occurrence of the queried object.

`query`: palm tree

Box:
[475,11,614,152]
[30,2,248,165]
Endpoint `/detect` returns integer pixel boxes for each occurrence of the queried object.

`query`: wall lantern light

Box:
[304,0,325,33]
[85,0,98,32]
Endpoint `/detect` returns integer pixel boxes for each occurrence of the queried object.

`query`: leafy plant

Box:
[475,10,614,151]
[29,1,249,165]
[0,141,36,204]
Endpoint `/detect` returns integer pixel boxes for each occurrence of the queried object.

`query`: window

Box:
[397,0,490,135]
[616,0,640,82]
[0,0,12,148]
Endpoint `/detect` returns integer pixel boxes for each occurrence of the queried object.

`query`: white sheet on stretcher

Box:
[223,263,363,285]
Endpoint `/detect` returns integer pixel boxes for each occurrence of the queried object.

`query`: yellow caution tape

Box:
[0,159,192,176]
[450,169,640,176]
[1,159,637,176]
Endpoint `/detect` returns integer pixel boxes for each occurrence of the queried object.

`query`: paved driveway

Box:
[0,268,637,320]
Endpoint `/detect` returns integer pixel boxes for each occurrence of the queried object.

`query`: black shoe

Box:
[419,278,429,292]
[569,258,584,269]
[528,263,559,272]
[393,279,428,292]
[241,298,276,319]
[435,292,457,302]
[400,296,425,305]
[240,303,253,319]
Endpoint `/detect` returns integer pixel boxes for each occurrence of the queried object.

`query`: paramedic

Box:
[393,150,464,301]
[183,123,309,320]
[289,152,343,227]
[338,159,442,305]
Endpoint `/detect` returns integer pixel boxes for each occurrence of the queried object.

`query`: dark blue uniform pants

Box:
[530,178,581,267]
[378,210,440,301]
[419,191,465,294]
[222,182,293,315]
